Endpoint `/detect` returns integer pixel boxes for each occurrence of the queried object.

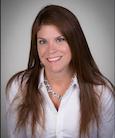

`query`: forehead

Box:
[37,24,62,38]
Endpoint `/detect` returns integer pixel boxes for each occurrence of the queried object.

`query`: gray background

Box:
[1,0,114,137]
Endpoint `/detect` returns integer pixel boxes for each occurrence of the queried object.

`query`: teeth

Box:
[47,56,61,62]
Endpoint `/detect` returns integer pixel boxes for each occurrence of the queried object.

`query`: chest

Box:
[41,88,80,137]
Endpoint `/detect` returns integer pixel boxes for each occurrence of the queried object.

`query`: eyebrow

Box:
[37,35,64,39]
[37,37,46,39]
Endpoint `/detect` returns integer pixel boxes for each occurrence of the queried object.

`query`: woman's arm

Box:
[98,86,115,138]
[6,80,27,138]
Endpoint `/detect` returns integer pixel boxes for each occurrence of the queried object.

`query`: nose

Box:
[47,40,57,54]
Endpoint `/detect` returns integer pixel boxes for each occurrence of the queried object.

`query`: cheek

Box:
[67,47,71,55]
[37,47,42,60]
[63,46,72,59]
[37,47,46,61]
[37,47,43,56]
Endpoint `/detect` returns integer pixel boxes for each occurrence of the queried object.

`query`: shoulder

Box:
[6,78,21,104]
[95,84,114,105]
[95,84,114,120]
[6,71,28,104]
[100,85,114,109]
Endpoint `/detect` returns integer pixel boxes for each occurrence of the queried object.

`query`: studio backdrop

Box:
[1,0,114,138]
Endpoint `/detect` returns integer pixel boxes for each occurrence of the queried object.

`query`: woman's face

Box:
[37,24,72,74]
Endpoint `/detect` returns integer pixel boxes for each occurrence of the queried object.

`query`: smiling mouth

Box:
[47,56,62,62]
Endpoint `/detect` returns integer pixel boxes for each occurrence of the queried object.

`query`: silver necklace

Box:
[44,75,75,101]
[44,79,62,101]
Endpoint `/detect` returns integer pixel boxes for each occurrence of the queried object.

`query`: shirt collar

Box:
[38,68,79,89]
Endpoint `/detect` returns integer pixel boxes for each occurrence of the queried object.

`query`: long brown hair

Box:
[6,5,114,137]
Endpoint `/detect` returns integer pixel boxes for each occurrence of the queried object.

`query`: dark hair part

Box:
[6,5,114,137]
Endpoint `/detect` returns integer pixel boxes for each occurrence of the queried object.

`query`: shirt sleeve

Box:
[6,79,27,138]
[98,86,115,138]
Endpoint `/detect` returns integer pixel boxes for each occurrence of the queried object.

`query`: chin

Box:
[50,68,62,73]
[49,66,69,74]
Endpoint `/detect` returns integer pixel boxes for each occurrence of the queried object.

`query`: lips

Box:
[47,56,62,62]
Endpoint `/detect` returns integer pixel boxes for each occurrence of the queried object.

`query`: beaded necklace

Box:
[44,75,75,101]
[44,79,62,101]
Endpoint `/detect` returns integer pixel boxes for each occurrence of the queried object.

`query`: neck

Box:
[45,69,73,85]
[44,68,74,96]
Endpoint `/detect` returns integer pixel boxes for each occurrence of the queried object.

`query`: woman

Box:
[6,5,114,138]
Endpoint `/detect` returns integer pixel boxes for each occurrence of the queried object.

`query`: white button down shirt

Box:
[6,69,114,138]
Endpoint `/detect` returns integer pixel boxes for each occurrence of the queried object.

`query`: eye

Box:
[56,36,66,43]
[37,39,47,45]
